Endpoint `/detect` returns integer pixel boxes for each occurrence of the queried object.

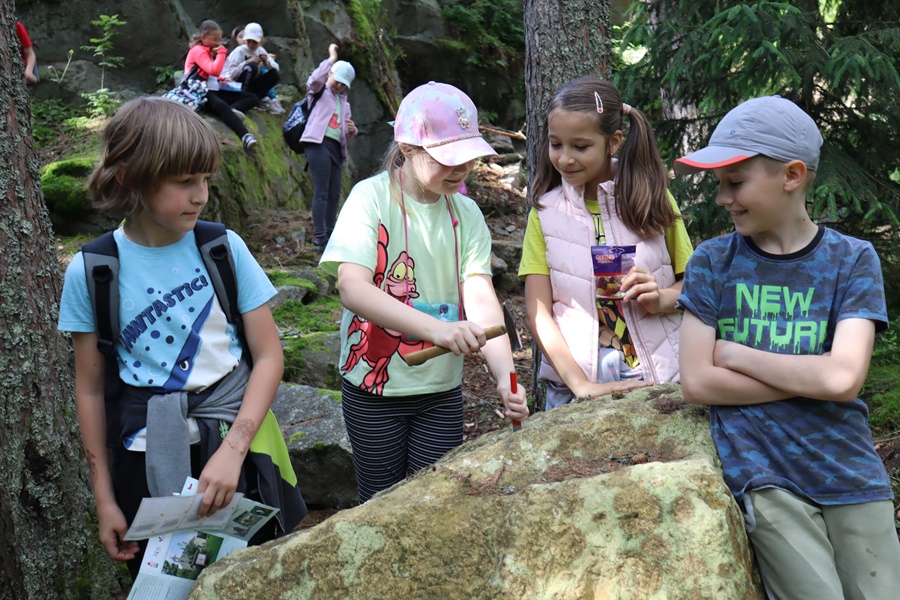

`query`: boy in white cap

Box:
[675,95,900,599]
[223,22,283,114]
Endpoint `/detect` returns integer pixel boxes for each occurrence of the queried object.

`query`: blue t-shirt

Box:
[59,228,276,393]
[677,227,891,507]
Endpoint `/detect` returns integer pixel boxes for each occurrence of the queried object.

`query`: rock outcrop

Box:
[190,384,765,599]
[271,383,357,509]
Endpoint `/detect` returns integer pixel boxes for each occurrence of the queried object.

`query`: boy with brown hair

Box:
[675,95,900,599]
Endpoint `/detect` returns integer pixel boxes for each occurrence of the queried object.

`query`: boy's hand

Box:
[328,43,339,62]
[197,444,243,516]
[430,321,486,356]
[97,501,140,561]
[570,379,652,400]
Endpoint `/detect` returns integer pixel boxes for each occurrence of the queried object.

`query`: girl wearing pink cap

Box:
[320,82,529,503]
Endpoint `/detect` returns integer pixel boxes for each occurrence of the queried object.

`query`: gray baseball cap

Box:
[674,95,823,175]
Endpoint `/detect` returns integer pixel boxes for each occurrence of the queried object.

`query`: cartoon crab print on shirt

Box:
[342,224,428,393]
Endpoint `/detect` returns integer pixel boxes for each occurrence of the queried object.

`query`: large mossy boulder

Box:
[189,384,765,599]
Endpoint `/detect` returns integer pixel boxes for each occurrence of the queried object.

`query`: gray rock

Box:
[268,285,312,312]
[287,268,335,298]
[490,252,508,277]
[491,238,523,272]
[283,332,342,390]
[271,383,357,509]
[191,385,766,599]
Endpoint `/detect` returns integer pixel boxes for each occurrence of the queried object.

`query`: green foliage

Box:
[862,366,900,433]
[45,49,74,85]
[81,13,126,89]
[344,0,404,111]
[40,158,95,217]
[81,88,122,119]
[30,98,81,144]
[440,0,524,70]
[872,318,899,368]
[151,65,179,89]
[614,0,900,259]
[272,297,343,334]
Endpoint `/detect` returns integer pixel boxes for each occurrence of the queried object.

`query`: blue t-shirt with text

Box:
[677,227,891,507]
[59,228,275,393]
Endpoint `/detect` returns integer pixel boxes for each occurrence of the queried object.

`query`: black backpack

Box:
[82,221,244,448]
[282,87,326,154]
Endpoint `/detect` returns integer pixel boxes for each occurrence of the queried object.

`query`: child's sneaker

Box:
[267,98,286,115]
[255,98,271,112]
[313,235,328,249]
[241,133,258,152]
[232,108,246,121]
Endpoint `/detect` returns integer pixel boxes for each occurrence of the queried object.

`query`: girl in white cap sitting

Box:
[223,22,284,114]
[301,44,358,248]
[319,82,529,504]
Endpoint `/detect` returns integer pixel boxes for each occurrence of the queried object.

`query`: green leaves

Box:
[614,0,900,290]
[80,13,126,90]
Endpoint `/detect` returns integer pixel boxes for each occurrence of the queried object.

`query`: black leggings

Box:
[235,64,280,99]
[204,90,258,140]
[304,138,344,239]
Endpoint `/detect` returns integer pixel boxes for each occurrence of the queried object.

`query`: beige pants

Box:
[747,488,900,600]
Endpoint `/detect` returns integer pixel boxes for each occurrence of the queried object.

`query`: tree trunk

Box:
[523,0,614,410]
[0,5,124,598]
[524,0,613,186]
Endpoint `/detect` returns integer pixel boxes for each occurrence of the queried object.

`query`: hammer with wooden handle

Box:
[404,324,507,366]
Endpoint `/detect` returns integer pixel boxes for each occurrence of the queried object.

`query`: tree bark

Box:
[523,0,614,410]
[524,0,613,187]
[0,4,124,598]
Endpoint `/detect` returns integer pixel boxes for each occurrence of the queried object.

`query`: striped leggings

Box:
[341,378,463,504]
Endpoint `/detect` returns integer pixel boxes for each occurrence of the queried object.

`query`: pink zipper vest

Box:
[537,180,682,384]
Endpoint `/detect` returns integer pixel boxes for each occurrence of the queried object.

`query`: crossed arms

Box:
[679,311,876,405]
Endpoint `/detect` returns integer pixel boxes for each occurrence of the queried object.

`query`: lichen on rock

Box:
[189,384,765,600]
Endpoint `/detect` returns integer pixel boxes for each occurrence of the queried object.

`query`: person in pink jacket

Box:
[301,44,358,247]
[519,77,694,409]
[184,20,261,151]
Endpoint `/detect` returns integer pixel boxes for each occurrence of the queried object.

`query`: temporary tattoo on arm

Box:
[84,449,98,482]
[226,418,256,453]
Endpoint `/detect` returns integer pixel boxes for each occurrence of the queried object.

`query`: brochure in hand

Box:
[125,478,279,600]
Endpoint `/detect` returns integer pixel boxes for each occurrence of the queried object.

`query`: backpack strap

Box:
[82,231,123,449]
[83,232,120,358]
[193,221,247,353]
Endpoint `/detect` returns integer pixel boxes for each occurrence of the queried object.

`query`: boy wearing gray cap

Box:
[675,96,900,599]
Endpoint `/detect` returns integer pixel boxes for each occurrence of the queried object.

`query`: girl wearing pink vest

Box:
[519,78,693,409]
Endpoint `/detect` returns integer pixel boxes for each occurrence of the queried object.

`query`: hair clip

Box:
[594,92,604,114]
[622,103,633,116]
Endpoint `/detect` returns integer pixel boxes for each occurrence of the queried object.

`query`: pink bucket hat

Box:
[394,81,497,166]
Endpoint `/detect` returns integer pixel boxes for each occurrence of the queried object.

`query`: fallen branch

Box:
[479,124,527,141]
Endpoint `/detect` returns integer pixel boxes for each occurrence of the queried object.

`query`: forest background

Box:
[2,0,899,597]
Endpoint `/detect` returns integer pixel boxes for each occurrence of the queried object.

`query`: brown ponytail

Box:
[530,77,677,236]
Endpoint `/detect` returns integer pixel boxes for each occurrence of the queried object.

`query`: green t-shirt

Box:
[324,100,343,142]
[320,171,493,396]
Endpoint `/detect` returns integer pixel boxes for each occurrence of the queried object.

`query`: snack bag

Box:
[592,245,636,300]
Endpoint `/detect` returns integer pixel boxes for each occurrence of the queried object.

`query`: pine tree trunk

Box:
[523,0,613,410]
[0,6,124,598]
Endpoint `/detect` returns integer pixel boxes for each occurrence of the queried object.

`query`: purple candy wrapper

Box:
[592,245,636,299]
